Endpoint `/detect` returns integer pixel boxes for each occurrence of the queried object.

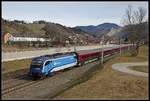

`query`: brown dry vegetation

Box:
[2,59,32,73]
[54,45,149,99]
[130,66,148,73]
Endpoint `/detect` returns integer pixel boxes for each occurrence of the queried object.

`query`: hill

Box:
[1,19,98,46]
[75,23,121,37]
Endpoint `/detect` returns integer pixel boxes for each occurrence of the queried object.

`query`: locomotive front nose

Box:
[29,64,43,77]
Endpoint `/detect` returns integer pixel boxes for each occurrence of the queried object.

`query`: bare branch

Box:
[127,5,133,24]
[138,7,147,23]
[122,5,147,25]
[132,10,139,24]
[123,5,133,25]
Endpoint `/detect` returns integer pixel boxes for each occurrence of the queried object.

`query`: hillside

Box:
[2,19,98,46]
[2,18,148,46]
[75,23,121,37]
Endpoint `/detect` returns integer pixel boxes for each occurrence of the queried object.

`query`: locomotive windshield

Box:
[31,60,43,68]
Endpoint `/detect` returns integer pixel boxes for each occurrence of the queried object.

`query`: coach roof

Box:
[76,49,100,55]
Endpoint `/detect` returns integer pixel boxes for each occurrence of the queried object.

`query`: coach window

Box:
[45,61,50,66]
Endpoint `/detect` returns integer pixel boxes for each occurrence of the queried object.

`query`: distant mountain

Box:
[97,23,120,29]
[108,21,148,41]
[107,27,123,37]
[75,23,121,37]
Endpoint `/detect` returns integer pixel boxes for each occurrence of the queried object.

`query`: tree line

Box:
[121,5,148,56]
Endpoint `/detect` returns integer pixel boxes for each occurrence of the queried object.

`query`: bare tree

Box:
[133,7,147,24]
[122,5,147,25]
[126,5,133,24]
[122,5,147,56]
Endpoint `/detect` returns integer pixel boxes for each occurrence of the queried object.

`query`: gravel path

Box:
[112,62,148,77]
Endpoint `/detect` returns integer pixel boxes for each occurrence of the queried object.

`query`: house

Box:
[3,33,49,44]
[3,33,11,43]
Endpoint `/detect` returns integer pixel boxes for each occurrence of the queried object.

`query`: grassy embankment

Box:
[2,59,32,74]
[54,45,148,99]
[130,66,148,73]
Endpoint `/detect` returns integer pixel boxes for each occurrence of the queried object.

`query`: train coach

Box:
[76,49,101,66]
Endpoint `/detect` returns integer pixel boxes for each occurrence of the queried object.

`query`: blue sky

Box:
[2,2,148,27]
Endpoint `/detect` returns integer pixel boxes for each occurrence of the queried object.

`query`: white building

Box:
[4,33,50,43]
[9,37,46,42]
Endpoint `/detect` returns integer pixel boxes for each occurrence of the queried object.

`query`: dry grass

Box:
[130,66,148,73]
[54,45,149,99]
[2,59,32,73]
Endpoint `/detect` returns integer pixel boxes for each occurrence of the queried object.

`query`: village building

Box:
[3,33,50,44]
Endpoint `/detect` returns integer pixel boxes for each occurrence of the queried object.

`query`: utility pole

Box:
[73,32,77,52]
[74,45,76,52]
[101,36,104,64]
[119,38,121,56]
[128,44,130,51]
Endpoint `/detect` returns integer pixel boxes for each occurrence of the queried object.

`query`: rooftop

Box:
[10,33,44,38]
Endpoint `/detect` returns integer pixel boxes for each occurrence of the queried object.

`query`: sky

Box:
[2,1,148,27]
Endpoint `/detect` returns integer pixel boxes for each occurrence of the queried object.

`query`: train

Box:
[28,44,133,79]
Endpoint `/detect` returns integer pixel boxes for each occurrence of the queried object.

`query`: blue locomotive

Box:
[29,53,77,78]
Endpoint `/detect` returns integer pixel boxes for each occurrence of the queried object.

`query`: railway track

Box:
[2,45,134,99]
[2,70,64,96]
[2,73,32,89]
[2,74,27,84]
[2,80,38,95]
[1,50,126,96]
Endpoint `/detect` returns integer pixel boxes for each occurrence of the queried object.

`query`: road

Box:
[112,62,148,77]
[2,44,120,62]
[2,44,133,62]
